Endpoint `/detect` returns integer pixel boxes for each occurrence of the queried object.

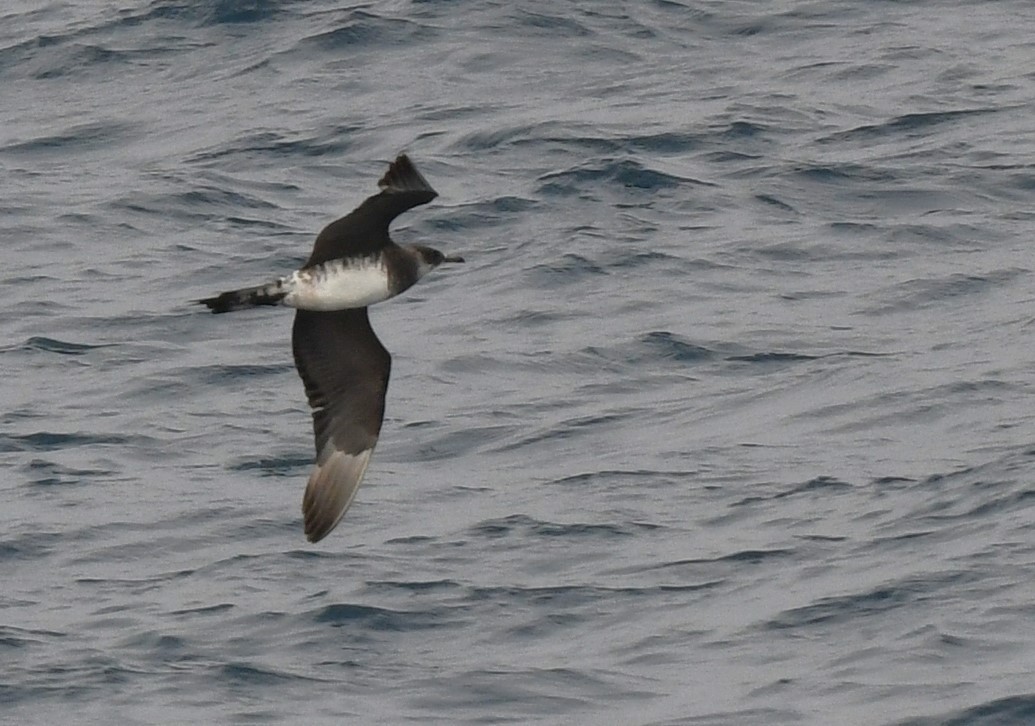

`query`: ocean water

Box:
[3,1,1035,723]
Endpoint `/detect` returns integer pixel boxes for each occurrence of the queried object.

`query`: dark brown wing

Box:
[304,154,438,267]
[292,308,391,542]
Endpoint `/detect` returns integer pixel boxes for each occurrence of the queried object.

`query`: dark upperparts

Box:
[304,154,439,268]
[292,307,390,457]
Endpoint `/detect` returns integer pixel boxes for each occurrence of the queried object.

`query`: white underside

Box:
[282,259,392,311]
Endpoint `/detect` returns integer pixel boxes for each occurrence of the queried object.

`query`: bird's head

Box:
[413,245,465,278]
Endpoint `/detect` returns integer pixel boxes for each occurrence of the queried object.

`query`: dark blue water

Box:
[4,1,1035,723]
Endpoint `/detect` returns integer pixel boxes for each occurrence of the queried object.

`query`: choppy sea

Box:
[4,1,1035,724]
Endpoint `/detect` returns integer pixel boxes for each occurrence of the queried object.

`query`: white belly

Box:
[282,258,392,311]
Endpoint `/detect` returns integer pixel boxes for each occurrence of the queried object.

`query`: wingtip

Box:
[304,527,326,544]
[301,447,374,544]
[378,154,438,199]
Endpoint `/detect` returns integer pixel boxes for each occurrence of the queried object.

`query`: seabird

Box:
[198,155,463,543]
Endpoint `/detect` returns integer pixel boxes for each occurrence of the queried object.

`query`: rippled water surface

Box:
[4,1,1035,724]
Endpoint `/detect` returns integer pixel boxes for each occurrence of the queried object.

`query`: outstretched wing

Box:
[291,308,391,542]
[304,154,438,267]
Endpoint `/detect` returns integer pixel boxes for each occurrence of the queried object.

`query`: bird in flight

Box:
[199,155,463,542]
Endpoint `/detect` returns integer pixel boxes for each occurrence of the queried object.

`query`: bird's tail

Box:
[198,281,288,313]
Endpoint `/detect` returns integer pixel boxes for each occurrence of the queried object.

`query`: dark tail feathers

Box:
[198,285,287,314]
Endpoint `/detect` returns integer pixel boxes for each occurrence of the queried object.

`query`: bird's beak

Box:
[443,254,465,264]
